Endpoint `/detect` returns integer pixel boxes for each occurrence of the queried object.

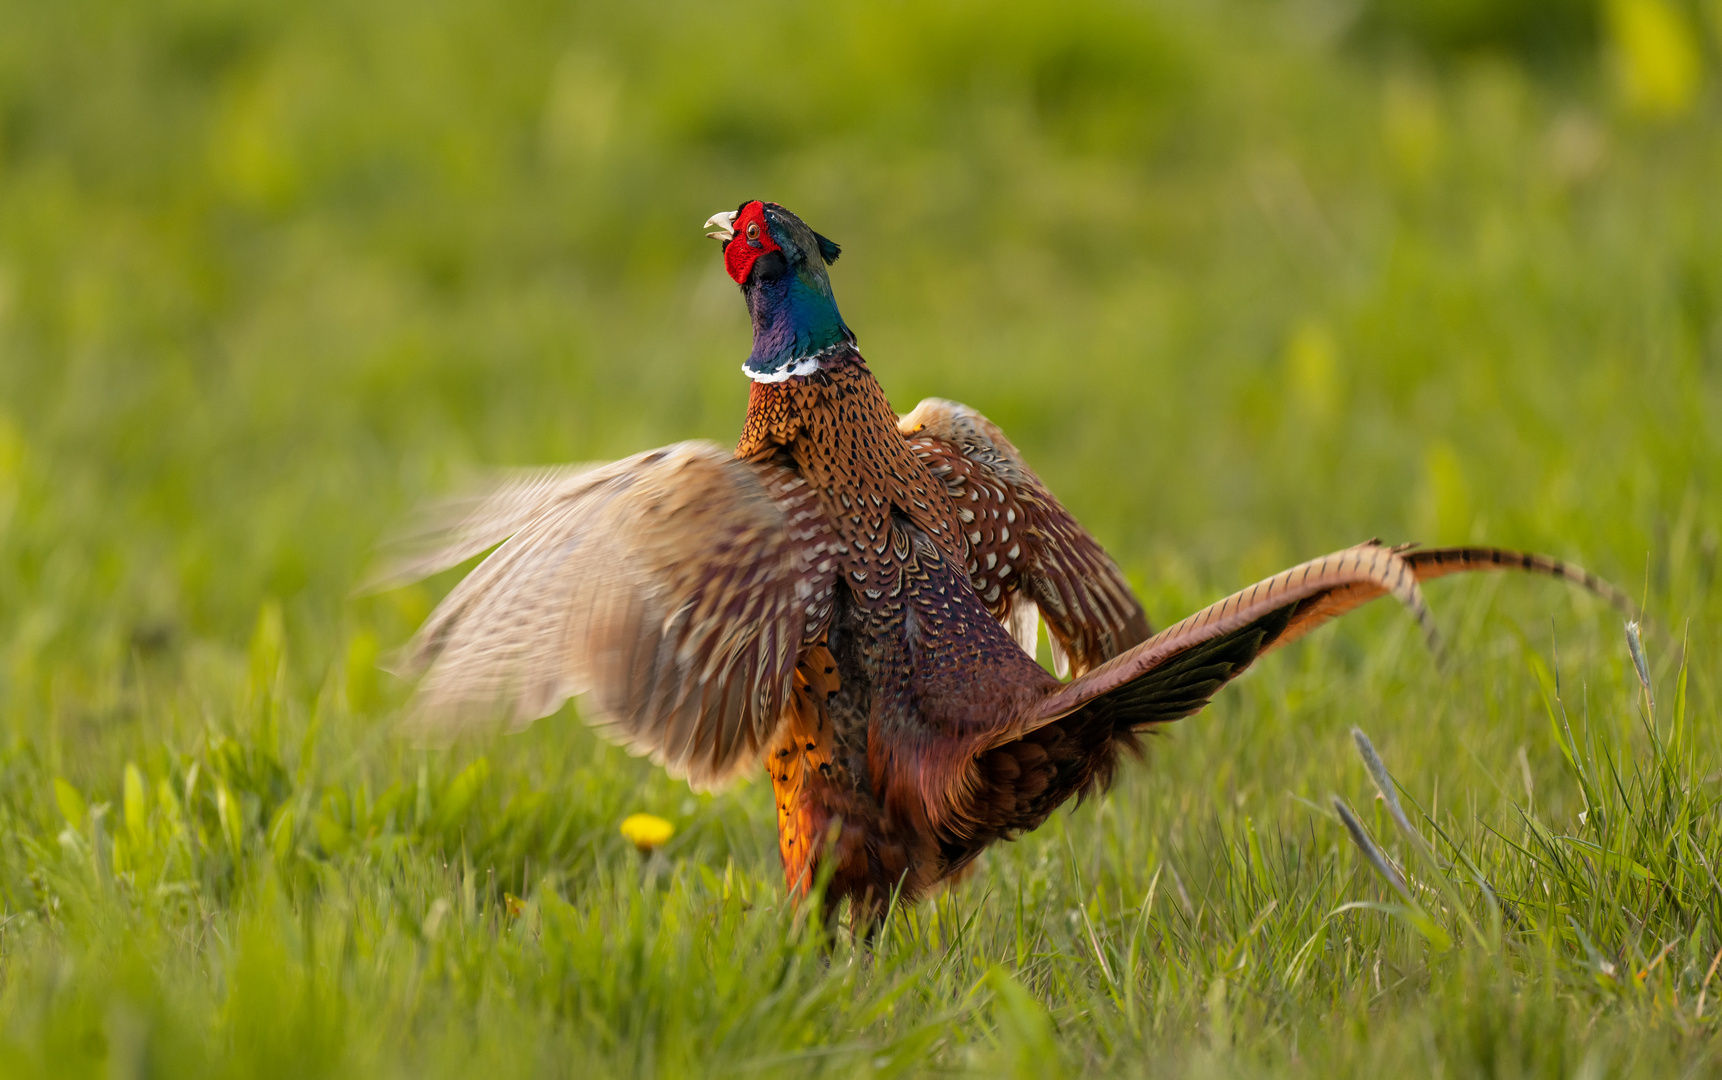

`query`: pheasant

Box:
[381,200,1629,920]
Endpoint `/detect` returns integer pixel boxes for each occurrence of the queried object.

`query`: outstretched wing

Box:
[382,442,840,791]
[1016,541,1630,739]
[899,399,1152,677]
[364,464,610,594]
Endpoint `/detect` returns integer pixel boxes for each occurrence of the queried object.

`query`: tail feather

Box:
[1264,545,1634,657]
[1012,541,1629,743]
[1403,546,1633,606]
[1015,541,1432,737]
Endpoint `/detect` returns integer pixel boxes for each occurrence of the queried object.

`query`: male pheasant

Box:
[382,201,1628,920]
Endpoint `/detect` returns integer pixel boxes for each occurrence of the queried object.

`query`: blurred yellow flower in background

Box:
[620,813,675,852]
[1607,0,1703,118]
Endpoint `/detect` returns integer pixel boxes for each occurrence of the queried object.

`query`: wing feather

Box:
[363,464,610,593]
[1005,592,1040,658]
[388,441,839,790]
[899,399,1152,677]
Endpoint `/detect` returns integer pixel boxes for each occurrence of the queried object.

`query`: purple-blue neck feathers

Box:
[743,263,853,380]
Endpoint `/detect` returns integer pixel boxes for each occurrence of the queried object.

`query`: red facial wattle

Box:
[724,201,780,284]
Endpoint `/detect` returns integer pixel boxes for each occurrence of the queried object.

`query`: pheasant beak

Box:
[703,210,738,242]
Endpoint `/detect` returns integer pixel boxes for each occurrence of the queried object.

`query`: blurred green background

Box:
[2,0,1722,1075]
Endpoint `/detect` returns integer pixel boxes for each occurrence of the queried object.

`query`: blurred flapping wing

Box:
[899,398,1152,678]
[388,442,840,790]
[365,464,609,593]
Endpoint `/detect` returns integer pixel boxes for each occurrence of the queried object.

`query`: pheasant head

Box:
[705,201,852,382]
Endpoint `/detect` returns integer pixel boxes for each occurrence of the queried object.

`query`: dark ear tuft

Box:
[813,231,841,265]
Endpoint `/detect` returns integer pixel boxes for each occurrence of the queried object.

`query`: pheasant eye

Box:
[746,222,760,241]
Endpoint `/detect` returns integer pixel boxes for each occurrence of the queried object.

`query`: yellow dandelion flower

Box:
[620,812,674,852]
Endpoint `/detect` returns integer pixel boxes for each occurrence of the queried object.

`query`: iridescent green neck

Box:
[743,261,853,382]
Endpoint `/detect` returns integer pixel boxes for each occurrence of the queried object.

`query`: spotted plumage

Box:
[898,398,1152,678]
[381,201,1633,921]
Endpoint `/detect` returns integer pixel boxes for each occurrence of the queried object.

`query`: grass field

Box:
[3,0,1722,1075]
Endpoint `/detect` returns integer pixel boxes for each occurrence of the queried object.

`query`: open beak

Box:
[703,210,738,242]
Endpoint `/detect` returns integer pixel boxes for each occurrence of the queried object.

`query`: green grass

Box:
[3,0,1722,1074]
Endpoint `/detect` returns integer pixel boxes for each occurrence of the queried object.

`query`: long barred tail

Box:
[1261,544,1634,658]
[1014,540,1633,738]
[1399,546,1636,614]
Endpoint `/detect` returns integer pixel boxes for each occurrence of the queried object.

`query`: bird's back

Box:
[738,353,1060,911]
